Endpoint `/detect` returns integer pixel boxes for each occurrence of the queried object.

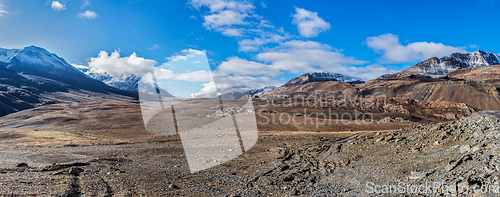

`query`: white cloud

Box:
[153,67,213,82]
[174,70,213,82]
[366,33,467,63]
[78,10,98,19]
[148,44,159,50]
[190,0,292,52]
[70,63,89,70]
[350,64,398,80]
[82,0,91,8]
[166,49,205,61]
[190,15,197,19]
[87,50,157,79]
[191,75,281,97]
[292,8,331,38]
[210,40,386,83]
[237,31,288,52]
[469,44,479,50]
[203,10,250,29]
[258,20,273,28]
[0,4,8,17]
[220,28,244,37]
[191,82,217,98]
[191,0,254,29]
[51,1,66,11]
[190,0,254,13]
[279,40,330,50]
[188,1,397,83]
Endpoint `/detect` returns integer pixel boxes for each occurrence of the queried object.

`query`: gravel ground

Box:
[2,111,500,196]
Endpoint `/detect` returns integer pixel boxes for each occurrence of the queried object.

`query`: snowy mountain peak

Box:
[248,86,277,95]
[405,50,500,76]
[284,72,364,87]
[0,45,80,74]
[0,48,21,63]
[11,45,77,71]
[309,72,364,84]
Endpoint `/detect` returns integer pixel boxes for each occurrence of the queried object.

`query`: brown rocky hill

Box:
[257,81,356,98]
[387,50,500,77]
[258,50,500,110]
[354,65,500,110]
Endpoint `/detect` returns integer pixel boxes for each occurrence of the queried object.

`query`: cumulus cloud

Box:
[87,50,157,79]
[292,8,331,38]
[366,33,467,63]
[166,49,205,61]
[51,1,66,11]
[191,75,281,97]
[78,10,98,19]
[190,0,289,51]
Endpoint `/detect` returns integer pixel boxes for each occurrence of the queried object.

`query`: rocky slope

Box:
[389,50,500,78]
[258,51,500,110]
[355,65,500,110]
[283,72,364,87]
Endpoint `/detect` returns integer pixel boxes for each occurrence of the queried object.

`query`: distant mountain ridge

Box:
[248,86,277,95]
[284,72,364,87]
[1,46,82,75]
[390,50,500,78]
[78,67,174,97]
[352,50,500,110]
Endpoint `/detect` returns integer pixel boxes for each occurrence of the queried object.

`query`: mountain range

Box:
[1,45,499,117]
[259,50,500,111]
[0,45,136,116]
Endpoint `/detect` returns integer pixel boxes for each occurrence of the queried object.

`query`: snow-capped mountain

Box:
[82,69,141,91]
[377,73,391,79]
[2,45,83,76]
[0,48,20,63]
[402,50,500,77]
[78,67,173,97]
[284,72,364,87]
[309,72,365,84]
[248,86,277,95]
[0,45,137,116]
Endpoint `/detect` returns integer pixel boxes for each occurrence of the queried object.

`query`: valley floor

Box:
[1,101,499,196]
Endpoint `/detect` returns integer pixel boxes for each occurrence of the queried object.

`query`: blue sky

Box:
[0,0,499,97]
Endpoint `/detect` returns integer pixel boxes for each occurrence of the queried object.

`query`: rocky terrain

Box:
[1,49,500,196]
[1,99,500,196]
[394,50,500,77]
